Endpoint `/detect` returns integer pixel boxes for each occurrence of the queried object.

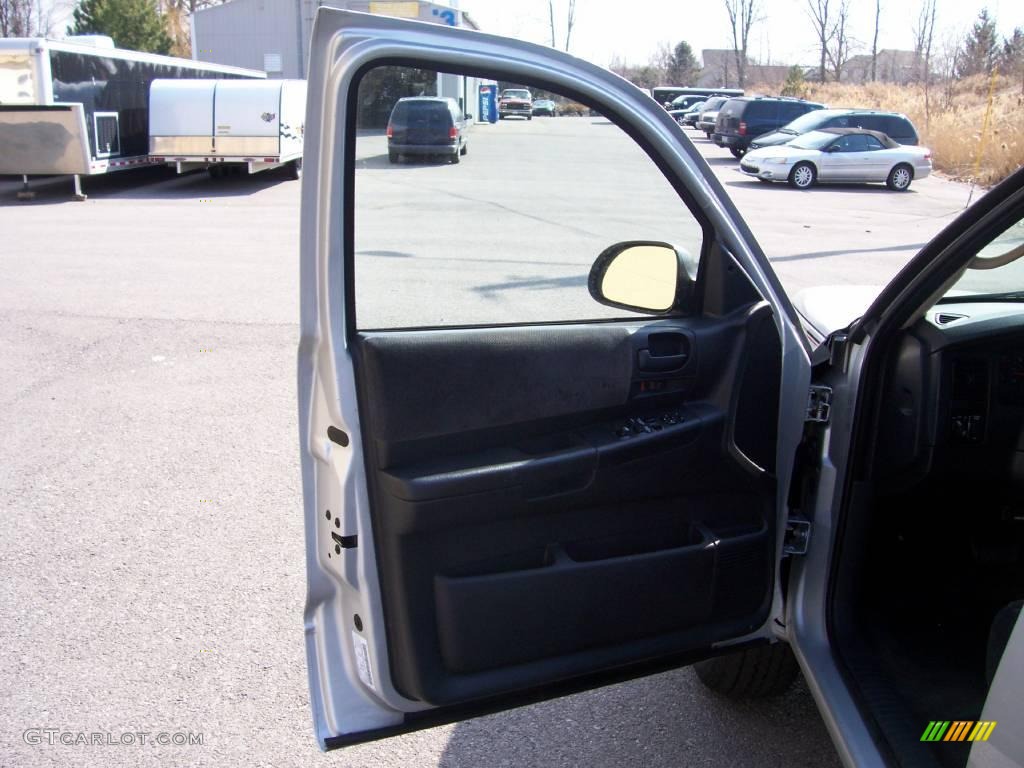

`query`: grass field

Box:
[751,75,1024,186]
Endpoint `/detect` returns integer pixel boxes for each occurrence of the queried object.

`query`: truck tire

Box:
[694,643,799,699]
[287,158,303,180]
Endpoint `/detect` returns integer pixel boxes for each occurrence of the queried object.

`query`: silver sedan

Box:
[740,128,932,190]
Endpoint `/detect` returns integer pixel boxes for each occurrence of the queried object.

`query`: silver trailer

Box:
[149,78,306,178]
[0,36,264,199]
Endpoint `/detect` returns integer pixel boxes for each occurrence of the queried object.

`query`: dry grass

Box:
[749,75,1024,186]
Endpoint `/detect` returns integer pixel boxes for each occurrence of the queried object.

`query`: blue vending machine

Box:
[478,84,498,124]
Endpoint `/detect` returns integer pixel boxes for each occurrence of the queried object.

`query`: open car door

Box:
[298,9,813,748]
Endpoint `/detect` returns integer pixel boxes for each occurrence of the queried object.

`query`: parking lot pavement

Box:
[689,130,977,295]
[0,117,979,767]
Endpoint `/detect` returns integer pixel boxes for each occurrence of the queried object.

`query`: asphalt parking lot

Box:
[0,115,983,767]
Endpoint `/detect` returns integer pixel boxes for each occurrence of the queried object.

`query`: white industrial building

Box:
[191,0,483,115]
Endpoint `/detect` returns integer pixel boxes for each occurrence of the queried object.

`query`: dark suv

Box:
[749,109,919,151]
[387,97,469,164]
[713,97,824,158]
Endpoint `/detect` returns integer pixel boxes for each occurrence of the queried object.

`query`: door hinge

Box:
[783,516,812,556]
[806,385,832,424]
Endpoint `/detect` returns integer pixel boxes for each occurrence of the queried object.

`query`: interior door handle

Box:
[637,349,688,372]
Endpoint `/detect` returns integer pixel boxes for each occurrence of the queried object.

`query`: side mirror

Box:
[588,241,695,314]
[465,113,473,121]
[826,144,841,153]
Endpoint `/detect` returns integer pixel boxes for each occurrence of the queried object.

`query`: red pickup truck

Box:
[498,88,533,120]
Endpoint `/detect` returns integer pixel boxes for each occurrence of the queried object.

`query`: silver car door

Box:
[299,8,813,750]
[816,138,845,182]
[862,135,890,181]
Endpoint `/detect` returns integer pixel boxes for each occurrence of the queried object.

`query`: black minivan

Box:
[748,109,919,151]
[387,97,469,164]
[712,96,824,158]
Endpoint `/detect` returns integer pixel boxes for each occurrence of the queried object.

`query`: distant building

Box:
[842,50,920,85]
[191,0,485,119]
[192,0,479,80]
[696,49,792,90]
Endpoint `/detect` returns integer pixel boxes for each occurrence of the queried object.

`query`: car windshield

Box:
[788,131,836,150]
[781,110,833,134]
[503,90,530,99]
[938,217,1024,302]
[703,97,726,111]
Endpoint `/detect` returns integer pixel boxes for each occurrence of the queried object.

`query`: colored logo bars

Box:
[921,721,997,742]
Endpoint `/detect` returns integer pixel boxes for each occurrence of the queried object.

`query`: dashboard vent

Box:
[935,312,968,325]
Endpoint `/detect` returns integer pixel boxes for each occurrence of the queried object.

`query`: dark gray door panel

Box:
[353,307,780,705]
[359,326,635,446]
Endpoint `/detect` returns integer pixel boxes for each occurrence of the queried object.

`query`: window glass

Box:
[857,115,883,132]
[838,134,870,151]
[884,116,912,139]
[790,130,836,150]
[783,109,828,133]
[780,102,807,121]
[743,101,770,120]
[863,135,885,150]
[704,96,729,113]
[939,217,1024,299]
[353,66,704,330]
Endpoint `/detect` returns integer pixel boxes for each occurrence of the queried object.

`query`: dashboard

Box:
[877,303,1024,493]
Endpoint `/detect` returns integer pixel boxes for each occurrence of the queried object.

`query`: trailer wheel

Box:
[208,165,222,179]
[388,151,399,163]
[287,158,303,180]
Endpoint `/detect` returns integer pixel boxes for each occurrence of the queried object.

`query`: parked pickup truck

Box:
[498,88,533,120]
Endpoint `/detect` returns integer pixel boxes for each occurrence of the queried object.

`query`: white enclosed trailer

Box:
[0,36,263,199]
[149,78,306,178]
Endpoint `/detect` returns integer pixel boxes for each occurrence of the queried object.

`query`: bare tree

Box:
[912,0,937,83]
[915,0,938,125]
[723,0,759,87]
[564,0,576,52]
[870,0,881,81]
[1,0,47,36]
[546,0,577,53]
[922,0,936,81]
[650,41,672,79]
[806,0,833,83]
[935,29,962,108]
[825,0,852,82]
